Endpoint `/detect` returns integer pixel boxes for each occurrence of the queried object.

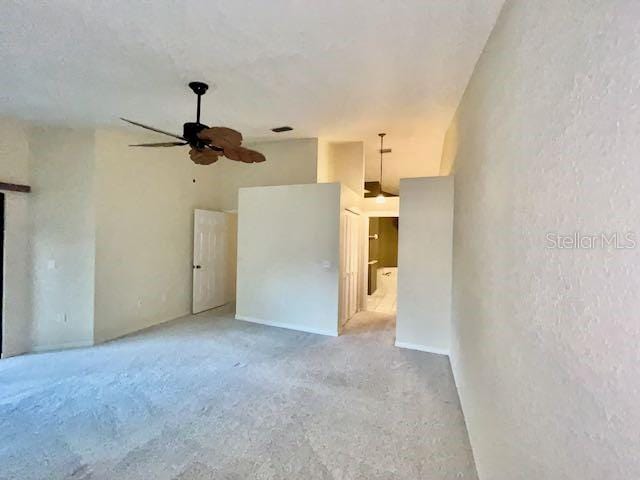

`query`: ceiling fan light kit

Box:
[121,81,266,165]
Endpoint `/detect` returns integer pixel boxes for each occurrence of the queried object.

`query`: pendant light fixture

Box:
[376,133,387,204]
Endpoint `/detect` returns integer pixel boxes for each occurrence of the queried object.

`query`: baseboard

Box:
[31,340,94,354]
[235,315,338,337]
[98,308,204,345]
[395,340,449,356]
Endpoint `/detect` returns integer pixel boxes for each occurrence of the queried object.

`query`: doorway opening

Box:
[0,193,4,357]
[342,213,398,337]
[367,216,398,315]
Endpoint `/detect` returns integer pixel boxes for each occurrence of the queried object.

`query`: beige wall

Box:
[318,140,365,198]
[0,118,29,185]
[0,121,322,351]
[446,1,640,479]
[236,183,341,336]
[93,129,224,342]
[209,138,319,211]
[93,132,320,342]
[28,127,96,351]
[364,133,450,195]
[316,139,330,185]
[439,114,459,176]
[0,118,31,357]
[396,177,453,355]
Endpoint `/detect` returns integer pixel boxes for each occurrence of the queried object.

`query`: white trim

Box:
[31,340,94,353]
[235,315,338,337]
[395,340,449,356]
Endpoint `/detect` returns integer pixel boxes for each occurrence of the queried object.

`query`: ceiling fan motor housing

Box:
[183,122,209,147]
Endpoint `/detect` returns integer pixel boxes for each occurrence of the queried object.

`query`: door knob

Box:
[193,265,202,269]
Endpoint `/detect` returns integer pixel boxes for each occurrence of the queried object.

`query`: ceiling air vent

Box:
[271,126,293,133]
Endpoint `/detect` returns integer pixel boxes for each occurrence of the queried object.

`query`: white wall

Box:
[396,177,453,355]
[236,183,341,336]
[0,118,31,357]
[445,1,640,479]
[28,127,96,351]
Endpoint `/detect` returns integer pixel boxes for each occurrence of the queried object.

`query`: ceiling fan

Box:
[121,81,266,165]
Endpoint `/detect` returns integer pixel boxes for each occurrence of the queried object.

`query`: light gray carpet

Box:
[0,309,477,480]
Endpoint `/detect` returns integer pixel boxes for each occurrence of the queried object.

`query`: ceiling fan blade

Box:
[129,142,188,147]
[120,118,186,141]
[223,146,265,163]
[244,148,266,163]
[198,127,243,148]
[205,144,224,153]
[189,148,220,165]
[222,146,241,162]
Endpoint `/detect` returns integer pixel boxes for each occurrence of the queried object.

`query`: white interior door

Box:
[341,209,360,326]
[348,213,359,318]
[192,209,235,314]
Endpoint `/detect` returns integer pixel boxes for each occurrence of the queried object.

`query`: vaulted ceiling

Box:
[1,0,504,193]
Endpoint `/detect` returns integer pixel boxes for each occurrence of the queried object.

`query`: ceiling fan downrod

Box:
[188,81,209,124]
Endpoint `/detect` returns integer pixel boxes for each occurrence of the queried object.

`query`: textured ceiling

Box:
[1,0,503,192]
